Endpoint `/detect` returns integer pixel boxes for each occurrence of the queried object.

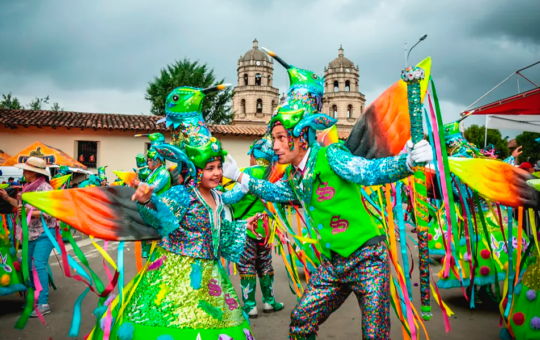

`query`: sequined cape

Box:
[138,184,247,263]
[247,142,410,205]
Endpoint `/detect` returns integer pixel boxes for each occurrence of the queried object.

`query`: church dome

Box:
[328,45,355,69]
[241,39,269,62]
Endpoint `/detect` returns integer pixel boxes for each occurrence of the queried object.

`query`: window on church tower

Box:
[255,73,262,86]
[333,81,339,92]
[244,74,248,86]
[241,99,246,114]
[332,105,338,119]
[271,100,277,114]
[345,80,350,92]
[256,99,263,113]
[268,75,272,86]
[347,105,352,118]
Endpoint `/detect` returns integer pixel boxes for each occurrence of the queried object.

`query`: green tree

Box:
[28,95,50,110]
[51,102,63,112]
[0,92,23,109]
[464,124,510,159]
[515,131,540,164]
[145,58,233,124]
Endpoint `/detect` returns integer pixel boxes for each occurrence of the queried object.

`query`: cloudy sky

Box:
[1,0,539,137]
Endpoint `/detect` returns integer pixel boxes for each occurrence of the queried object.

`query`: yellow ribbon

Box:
[89,236,118,271]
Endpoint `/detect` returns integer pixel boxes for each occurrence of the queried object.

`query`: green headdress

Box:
[135,153,147,168]
[97,166,107,181]
[185,136,228,169]
[135,133,166,162]
[149,85,231,179]
[261,47,337,145]
[159,84,230,148]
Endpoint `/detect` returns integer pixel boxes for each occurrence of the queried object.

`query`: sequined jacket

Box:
[138,184,247,263]
[247,142,410,204]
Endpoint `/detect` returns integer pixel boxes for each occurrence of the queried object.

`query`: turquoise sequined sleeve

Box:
[137,186,190,237]
[248,175,296,203]
[503,156,515,166]
[219,219,247,263]
[326,143,410,185]
[221,184,245,205]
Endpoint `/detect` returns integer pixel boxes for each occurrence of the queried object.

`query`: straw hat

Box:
[14,157,50,177]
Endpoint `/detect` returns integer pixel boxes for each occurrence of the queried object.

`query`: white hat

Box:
[14,157,50,177]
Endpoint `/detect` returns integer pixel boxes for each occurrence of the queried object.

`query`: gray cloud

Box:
[0,0,538,136]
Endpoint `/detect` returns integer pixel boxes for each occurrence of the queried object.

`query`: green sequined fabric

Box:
[123,247,246,330]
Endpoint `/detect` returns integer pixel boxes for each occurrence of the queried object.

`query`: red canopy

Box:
[463,87,540,116]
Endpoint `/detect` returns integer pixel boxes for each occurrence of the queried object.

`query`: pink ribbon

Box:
[427,93,454,278]
[32,259,46,324]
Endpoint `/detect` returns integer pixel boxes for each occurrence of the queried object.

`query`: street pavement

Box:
[0,231,503,340]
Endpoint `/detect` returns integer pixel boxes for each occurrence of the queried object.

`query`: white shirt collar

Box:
[296,148,311,172]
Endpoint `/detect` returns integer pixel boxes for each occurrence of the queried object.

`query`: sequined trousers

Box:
[290,242,390,340]
[238,237,274,279]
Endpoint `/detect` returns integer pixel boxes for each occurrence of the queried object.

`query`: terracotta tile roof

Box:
[0,109,350,140]
[0,109,166,131]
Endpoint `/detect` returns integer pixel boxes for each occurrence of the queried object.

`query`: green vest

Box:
[303,147,382,259]
[231,166,267,239]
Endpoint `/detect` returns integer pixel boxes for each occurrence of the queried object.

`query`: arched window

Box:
[333,81,339,92]
[347,104,352,118]
[240,99,246,114]
[345,80,350,92]
[243,74,248,86]
[256,99,263,113]
[255,73,262,86]
[332,105,338,119]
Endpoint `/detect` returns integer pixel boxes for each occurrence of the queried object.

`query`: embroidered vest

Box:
[304,147,382,259]
[231,166,268,239]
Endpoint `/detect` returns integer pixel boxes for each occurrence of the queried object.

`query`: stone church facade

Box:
[231,40,366,129]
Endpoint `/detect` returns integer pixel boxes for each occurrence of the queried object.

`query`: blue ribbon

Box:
[69,287,90,337]
[40,216,92,282]
[118,241,125,312]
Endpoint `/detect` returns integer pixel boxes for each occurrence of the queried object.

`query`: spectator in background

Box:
[518,162,535,174]
[0,157,56,317]
[8,177,15,186]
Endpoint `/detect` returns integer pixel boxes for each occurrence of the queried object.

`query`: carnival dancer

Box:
[134,153,150,183]
[133,133,171,196]
[104,136,258,339]
[434,120,531,304]
[133,133,171,258]
[501,246,540,340]
[0,157,55,316]
[98,166,108,186]
[223,138,284,318]
[223,49,433,340]
[20,84,259,339]
[52,165,71,179]
[78,174,102,188]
